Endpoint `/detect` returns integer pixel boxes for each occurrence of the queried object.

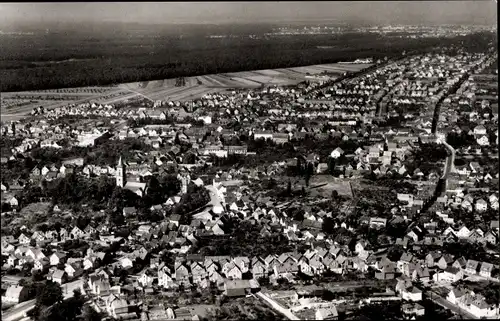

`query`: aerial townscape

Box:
[0,2,498,321]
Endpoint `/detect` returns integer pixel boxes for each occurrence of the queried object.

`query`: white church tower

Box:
[177,172,191,194]
[116,156,127,188]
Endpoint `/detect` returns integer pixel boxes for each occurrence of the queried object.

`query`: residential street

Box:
[425,290,478,320]
[255,291,300,320]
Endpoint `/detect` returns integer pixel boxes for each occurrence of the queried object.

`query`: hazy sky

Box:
[0,1,497,27]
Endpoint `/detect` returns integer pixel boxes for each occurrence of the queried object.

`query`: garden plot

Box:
[147,86,196,100]
[195,76,215,86]
[1,93,100,115]
[1,114,27,122]
[168,86,210,101]
[26,87,113,95]
[173,87,226,102]
[4,100,61,113]
[255,69,283,76]
[277,68,309,79]
[138,81,150,88]
[140,85,189,98]
[336,63,373,71]
[183,77,201,87]
[244,75,274,84]
[300,66,333,74]
[201,75,228,87]
[288,66,325,75]
[349,63,374,69]
[150,79,165,89]
[268,77,300,85]
[162,86,202,99]
[228,77,262,87]
[225,71,258,78]
[5,92,96,99]
[208,74,241,87]
[313,65,350,73]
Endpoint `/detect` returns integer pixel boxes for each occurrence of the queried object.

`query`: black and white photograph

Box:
[0,1,498,320]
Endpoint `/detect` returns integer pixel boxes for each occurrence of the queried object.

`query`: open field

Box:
[0,86,126,118]
[309,175,354,198]
[1,62,372,120]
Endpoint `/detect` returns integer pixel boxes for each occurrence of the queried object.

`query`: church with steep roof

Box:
[116,156,147,197]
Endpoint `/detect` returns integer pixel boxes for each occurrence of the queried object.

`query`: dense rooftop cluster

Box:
[1,46,498,321]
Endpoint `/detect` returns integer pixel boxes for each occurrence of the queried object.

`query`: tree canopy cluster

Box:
[19,172,182,216]
[194,218,295,257]
[83,138,153,166]
[364,177,417,194]
[8,137,153,172]
[454,281,500,305]
[446,131,476,149]
[28,147,86,167]
[405,142,448,175]
[0,137,24,157]
[443,241,496,264]
[1,156,37,182]
[46,114,104,126]
[17,174,116,211]
[48,174,116,208]
[127,117,174,127]
[349,302,404,320]
[25,280,85,321]
[172,183,211,217]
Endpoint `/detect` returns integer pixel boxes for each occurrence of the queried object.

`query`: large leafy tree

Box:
[30,280,64,320]
[82,305,104,321]
[37,290,85,321]
[352,302,404,320]
[144,174,181,206]
[108,187,140,210]
[322,217,335,234]
[173,183,210,217]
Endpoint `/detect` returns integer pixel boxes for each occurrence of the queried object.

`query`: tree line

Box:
[2,31,494,92]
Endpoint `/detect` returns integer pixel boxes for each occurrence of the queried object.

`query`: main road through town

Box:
[440,138,456,180]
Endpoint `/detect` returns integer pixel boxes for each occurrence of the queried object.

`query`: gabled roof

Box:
[480,262,494,272]
[466,259,479,269]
